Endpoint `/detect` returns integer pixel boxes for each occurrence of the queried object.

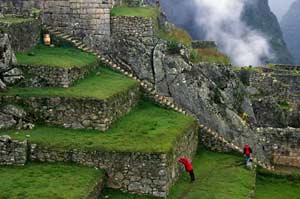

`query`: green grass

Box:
[190,48,231,64]
[255,175,300,199]
[111,6,159,19]
[0,68,137,100]
[16,45,98,68]
[157,27,193,47]
[0,17,35,24]
[101,149,256,199]
[0,101,196,153]
[0,163,103,199]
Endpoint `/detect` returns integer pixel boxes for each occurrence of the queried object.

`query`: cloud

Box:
[192,0,271,66]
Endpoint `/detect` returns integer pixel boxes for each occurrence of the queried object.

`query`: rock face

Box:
[0,32,23,91]
[152,41,267,163]
[281,0,300,64]
[242,0,294,64]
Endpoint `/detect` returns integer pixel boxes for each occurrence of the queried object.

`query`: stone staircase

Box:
[43,25,275,172]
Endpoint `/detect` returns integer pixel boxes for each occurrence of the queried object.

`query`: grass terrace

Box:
[111,5,159,19]
[191,48,231,64]
[0,17,35,24]
[0,68,138,100]
[16,45,98,68]
[0,163,103,199]
[101,149,256,199]
[255,174,300,199]
[0,101,196,153]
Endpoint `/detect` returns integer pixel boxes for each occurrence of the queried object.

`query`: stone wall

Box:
[43,0,112,50]
[27,122,198,197]
[17,62,98,88]
[0,85,141,131]
[256,127,300,168]
[0,18,40,52]
[0,135,27,166]
[110,16,156,83]
[0,0,113,51]
[191,40,217,49]
[114,0,142,6]
[199,129,233,153]
[0,0,43,16]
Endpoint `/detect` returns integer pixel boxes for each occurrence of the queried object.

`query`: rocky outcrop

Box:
[152,41,268,163]
[0,32,23,91]
[281,0,300,64]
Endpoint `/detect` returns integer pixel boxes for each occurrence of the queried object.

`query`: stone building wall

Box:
[110,16,156,83]
[0,0,113,51]
[0,85,141,131]
[17,62,98,88]
[28,122,198,197]
[0,19,41,51]
[0,135,27,166]
[256,127,300,168]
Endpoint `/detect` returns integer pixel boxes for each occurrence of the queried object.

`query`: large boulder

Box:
[152,41,268,163]
[0,32,22,91]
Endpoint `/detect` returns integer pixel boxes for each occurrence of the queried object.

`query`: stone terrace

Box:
[0,101,198,197]
[0,68,141,131]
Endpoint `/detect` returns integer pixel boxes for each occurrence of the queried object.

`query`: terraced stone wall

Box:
[199,129,233,152]
[0,19,40,51]
[0,135,27,166]
[110,16,156,83]
[256,127,300,168]
[28,122,198,197]
[0,85,141,131]
[17,62,98,88]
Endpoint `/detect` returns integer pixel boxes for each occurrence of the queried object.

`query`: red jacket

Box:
[179,157,193,172]
[244,145,252,155]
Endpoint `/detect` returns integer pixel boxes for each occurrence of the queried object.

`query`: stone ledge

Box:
[26,123,198,197]
[0,85,141,131]
[16,61,98,88]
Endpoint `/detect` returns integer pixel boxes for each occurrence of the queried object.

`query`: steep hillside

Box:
[242,0,294,64]
[281,0,300,64]
[146,0,294,64]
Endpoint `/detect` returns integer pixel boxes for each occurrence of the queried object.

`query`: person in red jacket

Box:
[179,157,195,182]
[243,144,252,164]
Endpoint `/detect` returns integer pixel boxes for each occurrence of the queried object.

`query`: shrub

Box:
[167,40,181,54]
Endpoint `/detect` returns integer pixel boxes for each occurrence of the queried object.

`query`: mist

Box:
[192,0,271,66]
[269,0,295,20]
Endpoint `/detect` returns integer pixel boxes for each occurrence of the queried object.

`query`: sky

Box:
[268,0,295,21]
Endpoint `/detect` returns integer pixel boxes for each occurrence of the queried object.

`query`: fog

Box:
[192,0,271,66]
[269,0,295,20]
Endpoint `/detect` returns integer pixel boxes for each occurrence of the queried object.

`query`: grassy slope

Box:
[101,149,255,199]
[0,68,137,100]
[0,17,35,24]
[111,6,159,19]
[0,101,195,153]
[191,48,231,65]
[255,175,300,199]
[16,45,98,68]
[0,163,103,199]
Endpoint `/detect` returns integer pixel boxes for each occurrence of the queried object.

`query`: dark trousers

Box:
[189,170,195,182]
